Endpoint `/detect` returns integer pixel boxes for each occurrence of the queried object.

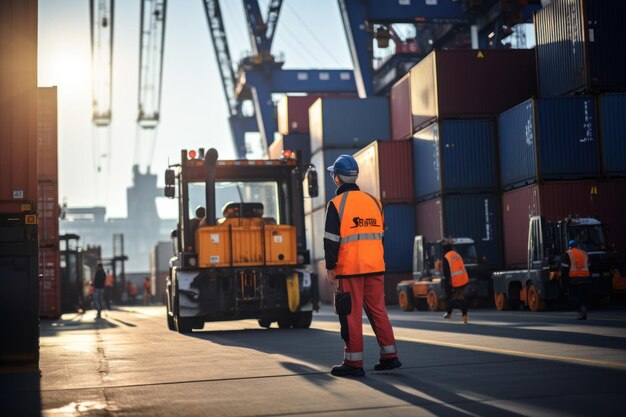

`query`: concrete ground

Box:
[3,304,626,417]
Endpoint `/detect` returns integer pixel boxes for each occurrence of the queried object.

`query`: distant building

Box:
[60,166,176,272]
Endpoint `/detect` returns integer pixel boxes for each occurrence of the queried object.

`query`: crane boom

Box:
[264,0,283,48]
[137,0,168,129]
[89,0,114,126]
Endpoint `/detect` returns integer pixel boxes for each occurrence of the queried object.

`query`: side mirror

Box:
[164,186,175,198]
[306,167,318,198]
[165,169,175,186]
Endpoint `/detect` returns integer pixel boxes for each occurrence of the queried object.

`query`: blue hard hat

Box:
[327,154,359,177]
[568,240,578,248]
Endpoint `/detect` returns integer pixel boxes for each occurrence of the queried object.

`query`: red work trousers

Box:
[339,274,398,368]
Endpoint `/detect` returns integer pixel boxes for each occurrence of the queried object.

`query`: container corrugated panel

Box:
[37,87,58,182]
[268,133,311,163]
[416,195,503,268]
[37,182,59,245]
[383,204,416,272]
[353,140,414,203]
[39,247,61,318]
[498,96,600,189]
[390,73,412,140]
[306,207,326,263]
[501,180,612,268]
[278,95,320,135]
[535,0,626,97]
[410,49,536,131]
[306,148,360,214]
[0,0,39,212]
[599,94,626,177]
[384,271,412,305]
[444,194,503,269]
[309,98,390,154]
[596,180,626,262]
[413,120,498,200]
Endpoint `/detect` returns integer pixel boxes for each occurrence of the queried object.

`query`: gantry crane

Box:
[89,0,114,126]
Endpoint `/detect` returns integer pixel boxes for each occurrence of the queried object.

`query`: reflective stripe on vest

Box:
[567,248,590,277]
[445,251,469,288]
[331,190,385,276]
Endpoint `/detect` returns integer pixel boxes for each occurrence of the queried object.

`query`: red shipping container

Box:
[37,87,58,182]
[390,73,412,140]
[501,180,626,268]
[0,0,39,212]
[384,271,412,305]
[410,49,537,131]
[415,198,443,243]
[353,140,414,204]
[38,182,59,245]
[39,247,61,318]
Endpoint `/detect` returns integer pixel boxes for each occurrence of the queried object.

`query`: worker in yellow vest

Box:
[562,240,591,320]
[442,245,470,324]
[324,154,400,377]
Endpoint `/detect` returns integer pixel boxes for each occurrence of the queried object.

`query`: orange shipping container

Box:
[39,247,61,318]
[37,87,58,182]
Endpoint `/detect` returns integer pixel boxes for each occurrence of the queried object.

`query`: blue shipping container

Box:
[599,94,626,177]
[383,204,416,272]
[309,98,390,154]
[535,0,626,97]
[412,120,498,201]
[498,96,599,189]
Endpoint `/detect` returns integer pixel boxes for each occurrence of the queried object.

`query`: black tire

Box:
[258,318,273,328]
[277,315,293,329]
[398,288,415,312]
[292,311,313,329]
[176,316,194,333]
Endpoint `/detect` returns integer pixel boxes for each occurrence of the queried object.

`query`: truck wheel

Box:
[398,288,415,312]
[258,318,273,328]
[427,290,442,311]
[277,316,292,329]
[175,316,194,333]
[494,293,509,311]
[292,311,313,329]
[527,284,545,312]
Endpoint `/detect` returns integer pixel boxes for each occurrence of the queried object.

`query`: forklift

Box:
[163,148,319,333]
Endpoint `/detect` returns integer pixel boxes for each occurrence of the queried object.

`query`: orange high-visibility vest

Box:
[329,190,385,277]
[445,250,469,288]
[567,248,590,278]
[105,274,114,287]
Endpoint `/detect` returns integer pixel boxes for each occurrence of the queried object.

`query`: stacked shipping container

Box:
[37,87,61,318]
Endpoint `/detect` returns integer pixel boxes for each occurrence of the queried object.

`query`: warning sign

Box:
[477,51,485,58]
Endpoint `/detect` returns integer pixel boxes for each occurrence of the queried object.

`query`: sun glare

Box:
[43,49,91,91]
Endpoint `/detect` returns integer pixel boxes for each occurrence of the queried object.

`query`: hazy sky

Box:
[38,0,353,219]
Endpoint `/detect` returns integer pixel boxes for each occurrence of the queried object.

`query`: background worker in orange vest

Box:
[128,281,138,305]
[442,245,470,324]
[104,271,114,310]
[562,240,591,320]
[324,154,401,377]
[143,277,151,306]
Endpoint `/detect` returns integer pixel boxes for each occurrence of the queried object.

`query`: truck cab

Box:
[164,148,320,333]
[397,236,489,312]
[492,216,614,312]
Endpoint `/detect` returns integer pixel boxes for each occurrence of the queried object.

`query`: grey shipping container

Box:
[413,120,499,201]
[535,0,626,98]
[268,133,311,163]
[353,140,414,204]
[498,96,600,190]
[306,207,326,262]
[415,194,503,269]
[150,242,172,302]
[309,98,390,154]
[306,148,360,214]
[410,49,536,131]
[390,73,412,140]
[598,94,626,177]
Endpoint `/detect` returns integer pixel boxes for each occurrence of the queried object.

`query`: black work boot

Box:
[374,357,402,371]
[330,363,365,377]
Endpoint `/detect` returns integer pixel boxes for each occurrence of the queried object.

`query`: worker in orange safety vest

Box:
[442,245,470,324]
[324,154,401,377]
[562,240,591,320]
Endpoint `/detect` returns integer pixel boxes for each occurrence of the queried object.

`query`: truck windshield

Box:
[451,244,478,264]
[568,225,607,252]
[187,181,280,223]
